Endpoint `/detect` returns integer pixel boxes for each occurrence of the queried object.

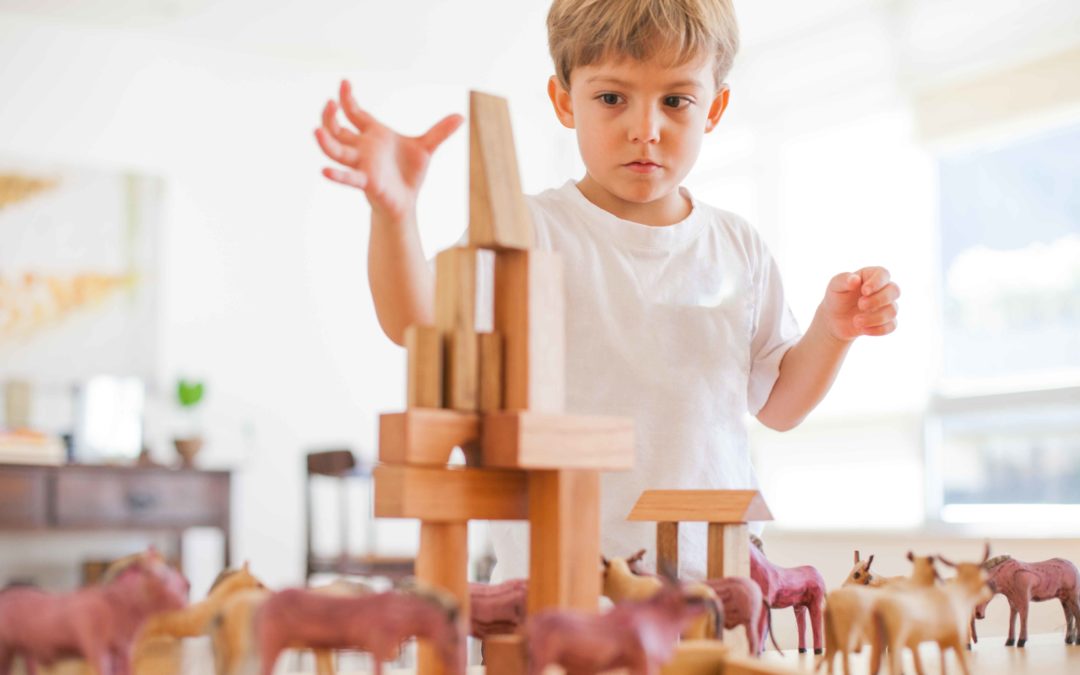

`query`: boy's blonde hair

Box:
[547,0,739,90]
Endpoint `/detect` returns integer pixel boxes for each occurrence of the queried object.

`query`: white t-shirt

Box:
[484,180,800,582]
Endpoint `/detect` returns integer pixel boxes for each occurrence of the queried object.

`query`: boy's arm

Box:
[755,267,899,432]
[315,80,462,346]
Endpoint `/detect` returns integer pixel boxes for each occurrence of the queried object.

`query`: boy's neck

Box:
[575,175,692,227]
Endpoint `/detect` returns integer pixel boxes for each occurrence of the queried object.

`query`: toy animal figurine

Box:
[623,548,776,656]
[602,551,722,640]
[137,561,265,642]
[255,585,463,675]
[820,551,941,675]
[971,554,1080,647]
[0,548,189,675]
[469,579,527,640]
[843,551,940,589]
[525,581,713,675]
[211,578,376,675]
[749,535,826,654]
[210,586,272,675]
[868,545,993,675]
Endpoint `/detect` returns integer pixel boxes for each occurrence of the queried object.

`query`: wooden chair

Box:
[304,448,414,583]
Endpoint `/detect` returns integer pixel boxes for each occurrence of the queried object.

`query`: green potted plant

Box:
[173,378,205,468]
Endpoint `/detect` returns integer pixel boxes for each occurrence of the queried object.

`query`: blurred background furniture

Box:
[304,448,413,583]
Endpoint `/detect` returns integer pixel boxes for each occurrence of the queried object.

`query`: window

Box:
[930,121,1080,524]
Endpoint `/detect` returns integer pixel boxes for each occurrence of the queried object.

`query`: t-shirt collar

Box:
[560,179,706,251]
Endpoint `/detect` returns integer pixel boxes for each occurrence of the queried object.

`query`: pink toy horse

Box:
[469,579,527,640]
[750,537,826,654]
[0,548,189,675]
[972,554,1080,647]
[255,585,464,675]
[525,583,713,675]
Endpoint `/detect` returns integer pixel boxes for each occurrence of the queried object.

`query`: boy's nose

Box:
[628,106,660,144]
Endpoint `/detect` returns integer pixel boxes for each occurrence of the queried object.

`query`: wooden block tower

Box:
[373,91,635,675]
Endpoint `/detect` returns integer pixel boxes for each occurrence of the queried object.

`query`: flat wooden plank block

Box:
[406,325,444,408]
[435,247,482,332]
[493,250,564,412]
[446,329,479,411]
[379,409,480,466]
[468,92,534,250]
[707,523,750,581]
[660,640,729,675]
[527,470,600,614]
[374,464,527,521]
[481,411,634,470]
[627,490,773,523]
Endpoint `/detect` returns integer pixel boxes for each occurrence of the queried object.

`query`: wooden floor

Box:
[20,633,1080,674]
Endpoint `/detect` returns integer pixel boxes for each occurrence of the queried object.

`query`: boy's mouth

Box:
[624,160,661,174]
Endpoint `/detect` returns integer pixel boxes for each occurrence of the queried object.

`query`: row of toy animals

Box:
[821,546,1080,675]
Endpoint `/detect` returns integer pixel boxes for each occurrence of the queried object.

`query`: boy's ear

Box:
[548,76,575,129]
[704,86,730,133]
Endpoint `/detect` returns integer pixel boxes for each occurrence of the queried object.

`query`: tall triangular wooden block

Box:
[469,92,534,249]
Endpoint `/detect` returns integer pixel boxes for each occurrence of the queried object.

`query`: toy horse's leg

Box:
[1069,595,1080,644]
[0,647,12,675]
[744,620,759,656]
[953,635,973,675]
[794,605,808,653]
[810,599,824,655]
[1005,605,1018,646]
[1017,600,1030,648]
[908,643,926,675]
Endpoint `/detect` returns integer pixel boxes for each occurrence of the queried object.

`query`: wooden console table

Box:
[0,462,231,573]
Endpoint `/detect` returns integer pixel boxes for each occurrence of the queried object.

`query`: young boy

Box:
[314,0,899,581]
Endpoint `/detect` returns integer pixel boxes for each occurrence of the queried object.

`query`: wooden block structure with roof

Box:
[372,90,636,675]
[627,489,773,580]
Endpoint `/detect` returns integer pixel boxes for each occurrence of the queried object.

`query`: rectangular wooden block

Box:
[659,640,729,675]
[493,250,564,412]
[482,411,635,470]
[417,521,469,675]
[478,331,503,412]
[406,325,443,408]
[446,329,479,411]
[527,470,600,614]
[483,634,526,675]
[468,91,534,250]
[707,523,750,580]
[374,464,528,521]
[379,409,480,466]
[627,490,773,523]
[435,247,483,332]
[657,521,679,578]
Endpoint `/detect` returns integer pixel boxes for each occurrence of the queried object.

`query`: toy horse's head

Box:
[107,548,189,612]
[207,561,266,600]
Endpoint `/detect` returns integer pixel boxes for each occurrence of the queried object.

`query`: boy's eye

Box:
[599,93,621,106]
[664,96,691,109]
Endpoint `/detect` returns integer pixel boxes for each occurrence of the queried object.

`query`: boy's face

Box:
[549,50,728,224]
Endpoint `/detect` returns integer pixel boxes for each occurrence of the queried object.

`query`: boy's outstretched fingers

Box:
[322,167,367,190]
[322,100,360,145]
[314,127,359,166]
[339,80,378,132]
[420,114,465,152]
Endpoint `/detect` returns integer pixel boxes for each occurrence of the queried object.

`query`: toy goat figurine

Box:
[749,535,827,654]
[0,548,189,675]
[971,554,1080,647]
[469,579,527,640]
[525,581,713,675]
[868,545,993,675]
[602,551,722,640]
[255,585,463,675]
[818,552,940,675]
[843,551,940,590]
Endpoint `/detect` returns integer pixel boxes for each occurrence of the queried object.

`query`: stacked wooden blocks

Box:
[372,91,635,675]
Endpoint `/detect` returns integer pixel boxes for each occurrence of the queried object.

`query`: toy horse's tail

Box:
[759,601,782,653]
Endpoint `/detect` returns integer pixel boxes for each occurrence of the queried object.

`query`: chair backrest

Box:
[306,449,356,477]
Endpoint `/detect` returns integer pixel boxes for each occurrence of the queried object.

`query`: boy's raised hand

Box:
[315,80,463,223]
[819,267,900,341]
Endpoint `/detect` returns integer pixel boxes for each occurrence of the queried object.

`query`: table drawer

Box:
[0,466,48,528]
[55,470,228,527]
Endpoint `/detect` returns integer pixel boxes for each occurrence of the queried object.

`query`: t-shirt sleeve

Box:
[746,233,801,415]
